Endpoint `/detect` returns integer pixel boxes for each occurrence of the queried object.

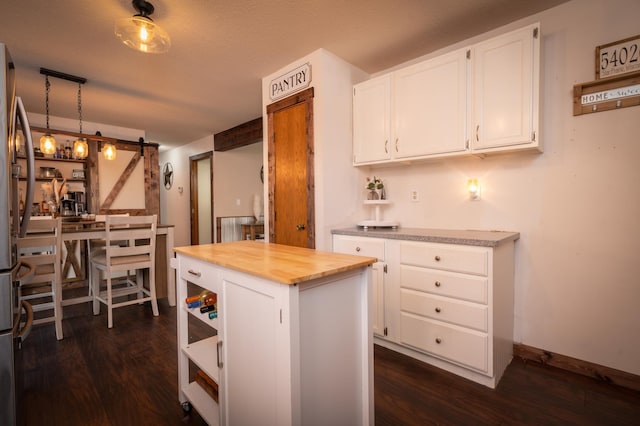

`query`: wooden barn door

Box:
[89,140,159,216]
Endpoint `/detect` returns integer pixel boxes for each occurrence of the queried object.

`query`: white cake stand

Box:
[357,200,399,228]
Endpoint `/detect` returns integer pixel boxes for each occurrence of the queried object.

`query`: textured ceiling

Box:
[0,0,568,149]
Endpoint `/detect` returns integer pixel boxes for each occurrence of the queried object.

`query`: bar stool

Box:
[90,214,158,328]
[18,217,63,340]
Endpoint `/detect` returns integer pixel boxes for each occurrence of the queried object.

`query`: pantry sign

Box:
[270,63,311,101]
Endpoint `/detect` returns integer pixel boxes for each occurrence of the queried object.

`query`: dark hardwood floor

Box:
[17,300,640,425]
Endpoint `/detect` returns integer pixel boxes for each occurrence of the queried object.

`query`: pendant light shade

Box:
[115,1,171,54]
[73,138,89,159]
[103,142,117,161]
[40,134,56,155]
[40,75,57,155]
[73,82,89,159]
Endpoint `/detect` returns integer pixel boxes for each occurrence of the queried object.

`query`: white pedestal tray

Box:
[357,200,399,228]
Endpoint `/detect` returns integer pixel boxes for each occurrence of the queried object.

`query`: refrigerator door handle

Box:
[16,96,34,237]
[12,300,33,347]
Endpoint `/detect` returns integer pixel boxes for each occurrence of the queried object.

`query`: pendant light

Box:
[39,75,57,155]
[73,82,89,159]
[115,0,171,54]
[102,142,117,160]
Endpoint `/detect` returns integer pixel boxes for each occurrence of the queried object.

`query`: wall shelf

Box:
[358,200,399,228]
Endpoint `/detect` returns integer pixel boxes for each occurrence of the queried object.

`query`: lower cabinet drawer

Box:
[179,256,217,290]
[400,265,488,304]
[400,289,488,332]
[400,313,488,373]
[400,241,488,276]
[333,235,385,261]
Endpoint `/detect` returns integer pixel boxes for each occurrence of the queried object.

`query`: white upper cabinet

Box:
[352,22,541,166]
[471,23,540,153]
[353,74,392,164]
[394,49,469,159]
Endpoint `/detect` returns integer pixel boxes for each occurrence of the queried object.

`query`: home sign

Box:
[269,63,311,101]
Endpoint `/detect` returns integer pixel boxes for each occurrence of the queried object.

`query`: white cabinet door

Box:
[333,235,386,337]
[218,271,284,426]
[371,261,385,337]
[353,74,392,164]
[472,23,540,152]
[394,49,469,158]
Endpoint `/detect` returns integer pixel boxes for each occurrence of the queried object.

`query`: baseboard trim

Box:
[513,343,640,392]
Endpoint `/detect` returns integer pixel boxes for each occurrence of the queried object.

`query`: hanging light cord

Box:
[77,82,83,135]
[45,75,51,130]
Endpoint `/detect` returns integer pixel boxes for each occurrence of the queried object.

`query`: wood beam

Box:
[214,117,263,151]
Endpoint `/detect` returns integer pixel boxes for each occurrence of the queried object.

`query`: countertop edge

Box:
[174,241,377,285]
[331,227,520,247]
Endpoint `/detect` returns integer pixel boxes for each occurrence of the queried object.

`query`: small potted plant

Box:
[365,176,384,200]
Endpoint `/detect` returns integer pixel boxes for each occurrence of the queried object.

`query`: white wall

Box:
[261,49,368,251]
[360,0,640,375]
[213,142,264,220]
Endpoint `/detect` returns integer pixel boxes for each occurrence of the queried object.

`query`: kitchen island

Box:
[173,240,376,426]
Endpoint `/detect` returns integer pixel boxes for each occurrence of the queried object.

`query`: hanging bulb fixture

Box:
[103,142,117,161]
[73,82,88,159]
[115,0,171,54]
[39,75,57,155]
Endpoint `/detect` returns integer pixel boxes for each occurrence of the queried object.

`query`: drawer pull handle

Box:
[217,340,223,368]
[434,255,441,262]
[435,338,442,344]
[188,269,202,278]
[435,281,441,287]
[435,307,441,313]
[356,247,361,252]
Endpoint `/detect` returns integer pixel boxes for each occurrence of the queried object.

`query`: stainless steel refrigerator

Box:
[1,42,36,426]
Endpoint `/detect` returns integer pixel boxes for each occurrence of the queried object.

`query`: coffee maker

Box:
[61,191,85,216]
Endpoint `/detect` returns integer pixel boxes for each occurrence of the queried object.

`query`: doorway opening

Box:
[189,151,213,245]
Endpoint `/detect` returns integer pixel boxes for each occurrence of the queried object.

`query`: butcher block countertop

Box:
[174,240,377,285]
[332,227,520,247]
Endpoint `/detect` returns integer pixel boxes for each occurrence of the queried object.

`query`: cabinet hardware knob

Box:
[187,269,202,277]
[435,338,442,344]
[435,281,441,287]
[355,247,361,252]
[434,255,441,261]
[296,224,306,231]
[435,307,441,313]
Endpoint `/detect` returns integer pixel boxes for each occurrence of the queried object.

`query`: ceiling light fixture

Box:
[39,75,57,155]
[73,82,88,159]
[115,0,171,54]
[39,68,88,157]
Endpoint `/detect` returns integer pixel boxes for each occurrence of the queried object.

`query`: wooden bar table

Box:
[61,220,176,306]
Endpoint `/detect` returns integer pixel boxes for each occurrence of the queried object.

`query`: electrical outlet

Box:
[410,190,419,202]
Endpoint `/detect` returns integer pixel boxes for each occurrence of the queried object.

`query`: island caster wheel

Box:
[182,401,192,412]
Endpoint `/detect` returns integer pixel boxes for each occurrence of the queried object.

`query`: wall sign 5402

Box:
[596,34,640,80]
